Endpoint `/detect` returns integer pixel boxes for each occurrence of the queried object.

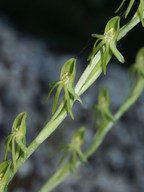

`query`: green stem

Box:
[86,76,144,157]
[7,12,143,186]
[40,76,144,192]
[0,185,7,192]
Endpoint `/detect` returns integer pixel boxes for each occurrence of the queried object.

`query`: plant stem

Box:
[40,76,144,192]
[7,12,143,186]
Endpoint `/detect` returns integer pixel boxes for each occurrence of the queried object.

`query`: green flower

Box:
[0,160,11,191]
[59,127,87,175]
[130,47,144,79]
[43,58,82,119]
[115,0,144,27]
[3,112,27,172]
[88,16,125,74]
[94,88,115,127]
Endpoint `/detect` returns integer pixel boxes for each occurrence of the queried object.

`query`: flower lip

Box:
[105,28,116,42]
[61,72,71,84]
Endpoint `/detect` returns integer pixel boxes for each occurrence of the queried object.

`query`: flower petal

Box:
[52,84,63,114]
[125,0,135,18]
[88,40,105,61]
[110,41,125,63]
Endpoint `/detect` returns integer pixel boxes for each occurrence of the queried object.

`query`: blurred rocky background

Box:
[0,0,144,192]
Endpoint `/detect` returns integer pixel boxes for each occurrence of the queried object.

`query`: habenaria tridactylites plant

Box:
[0,1,144,192]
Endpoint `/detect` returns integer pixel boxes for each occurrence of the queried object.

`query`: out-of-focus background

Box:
[0,0,144,191]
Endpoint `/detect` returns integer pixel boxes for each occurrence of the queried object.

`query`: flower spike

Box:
[88,16,125,74]
[43,58,82,119]
[3,112,27,172]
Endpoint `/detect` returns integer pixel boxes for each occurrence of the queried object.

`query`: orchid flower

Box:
[59,127,87,175]
[130,47,144,79]
[43,58,82,119]
[3,112,27,172]
[94,88,115,127]
[88,16,125,74]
